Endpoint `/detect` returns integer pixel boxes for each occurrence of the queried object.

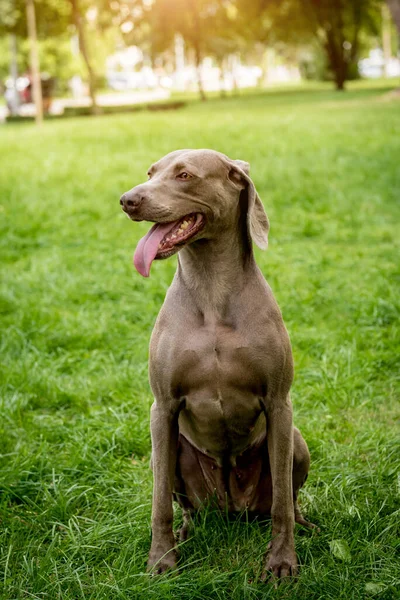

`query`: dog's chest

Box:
[164,324,269,458]
[173,324,266,393]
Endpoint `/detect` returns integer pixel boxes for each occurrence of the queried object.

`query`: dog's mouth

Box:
[133,213,205,277]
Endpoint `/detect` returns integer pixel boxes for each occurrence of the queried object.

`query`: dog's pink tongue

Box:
[133,221,176,277]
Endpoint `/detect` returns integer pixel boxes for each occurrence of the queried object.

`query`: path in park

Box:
[0,88,171,121]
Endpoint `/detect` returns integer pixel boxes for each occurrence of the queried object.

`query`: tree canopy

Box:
[0,0,395,104]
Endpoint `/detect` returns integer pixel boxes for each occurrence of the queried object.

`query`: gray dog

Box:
[120,149,316,580]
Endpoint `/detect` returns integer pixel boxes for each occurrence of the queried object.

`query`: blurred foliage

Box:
[304,0,382,88]
[0,0,71,36]
[0,0,396,94]
[0,35,84,91]
[299,44,331,81]
[233,0,383,88]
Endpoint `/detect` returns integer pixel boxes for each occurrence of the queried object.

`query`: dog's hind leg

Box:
[292,427,318,530]
[178,508,194,541]
[174,434,213,542]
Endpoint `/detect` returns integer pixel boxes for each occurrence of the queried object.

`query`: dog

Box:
[120,149,315,580]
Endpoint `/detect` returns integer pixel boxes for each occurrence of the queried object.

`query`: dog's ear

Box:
[232,159,250,175]
[229,160,269,250]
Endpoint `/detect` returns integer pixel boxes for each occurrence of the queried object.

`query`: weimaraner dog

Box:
[120,149,315,580]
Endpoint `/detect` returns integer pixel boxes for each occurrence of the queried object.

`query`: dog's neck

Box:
[177,224,256,324]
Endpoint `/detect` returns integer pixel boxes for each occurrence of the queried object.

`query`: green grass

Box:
[0,81,399,599]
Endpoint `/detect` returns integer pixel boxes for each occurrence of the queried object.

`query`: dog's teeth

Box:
[181,221,189,230]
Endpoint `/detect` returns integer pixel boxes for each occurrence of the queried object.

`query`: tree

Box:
[234,0,381,90]
[26,0,43,124]
[144,0,209,100]
[116,0,175,67]
[0,0,107,114]
[304,0,381,90]
[387,0,400,35]
[136,0,240,101]
[69,0,98,112]
[0,0,69,37]
[0,0,71,119]
[233,0,309,86]
[73,0,150,111]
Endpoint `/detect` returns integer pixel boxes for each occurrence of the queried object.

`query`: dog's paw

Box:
[295,509,320,532]
[261,541,298,582]
[178,522,190,542]
[147,543,178,575]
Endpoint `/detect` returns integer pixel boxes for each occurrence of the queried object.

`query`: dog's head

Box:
[120,149,269,277]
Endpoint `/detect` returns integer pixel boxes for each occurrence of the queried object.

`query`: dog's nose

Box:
[120,190,145,210]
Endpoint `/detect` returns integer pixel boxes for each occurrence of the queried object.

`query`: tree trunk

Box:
[174,33,187,92]
[260,48,268,87]
[70,0,98,113]
[9,34,19,116]
[325,31,347,91]
[387,0,400,89]
[382,4,393,77]
[332,54,347,90]
[387,0,400,35]
[218,58,226,98]
[309,0,351,90]
[25,0,43,124]
[194,43,206,102]
[335,73,346,90]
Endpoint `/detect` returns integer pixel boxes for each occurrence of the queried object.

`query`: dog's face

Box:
[120,149,269,277]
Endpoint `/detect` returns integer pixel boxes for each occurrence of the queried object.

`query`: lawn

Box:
[0,82,399,600]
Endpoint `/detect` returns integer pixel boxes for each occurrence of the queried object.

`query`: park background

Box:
[0,1,400,599]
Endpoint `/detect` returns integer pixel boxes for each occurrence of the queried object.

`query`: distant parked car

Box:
[358,48,400,79]
[4,74,55,114]
[107,68,158,91]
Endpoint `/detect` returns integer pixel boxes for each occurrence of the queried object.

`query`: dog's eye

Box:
[147,172,152,179]
[177,172,192,180]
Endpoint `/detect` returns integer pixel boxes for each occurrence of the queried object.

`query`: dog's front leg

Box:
[147,401,180,574]
[264,396,297,580]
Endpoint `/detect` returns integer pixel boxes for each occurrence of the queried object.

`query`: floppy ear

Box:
[230,160,270,250]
